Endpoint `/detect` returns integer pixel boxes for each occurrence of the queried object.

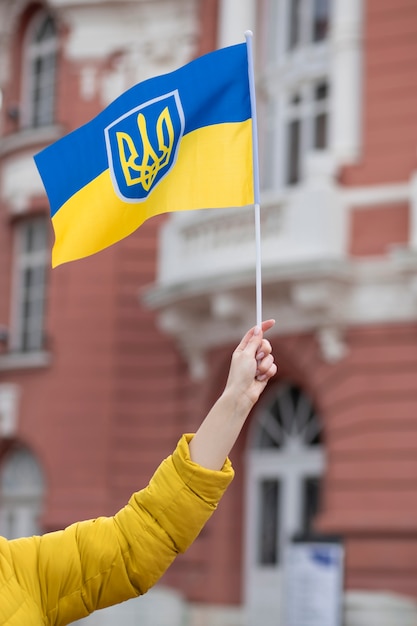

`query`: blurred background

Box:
[0,0,417,624]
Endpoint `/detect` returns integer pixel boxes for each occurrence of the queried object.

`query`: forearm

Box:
[189,389,252,470]
[189,321,277,471]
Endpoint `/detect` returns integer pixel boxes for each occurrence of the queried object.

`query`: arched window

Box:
[22,10,58,128]
[244,383,325,626]
[252,383,323,451]
[0,447,44,539]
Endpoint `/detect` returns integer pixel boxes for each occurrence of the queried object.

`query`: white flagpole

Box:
[245,30,263,328]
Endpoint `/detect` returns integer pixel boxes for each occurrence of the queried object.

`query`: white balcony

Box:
[143,156,417,376]
[143,154,353,373]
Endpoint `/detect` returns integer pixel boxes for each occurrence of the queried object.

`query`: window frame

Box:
[20,9,58,129]
[244,382,325,625]
[256,0,332,191]
[0,446,44,539]
[284,79,331,185]
[9,216,49,355]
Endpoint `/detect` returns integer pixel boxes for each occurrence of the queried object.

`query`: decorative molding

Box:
[1,150,49,214]
[61,1,198,68]
[144,254,417,374]
[342,182,410,207]
[0,351,51,371]
[291,280,341,312]
[0,125,64,158]
[317,326,348,363]
[211,293,245,321]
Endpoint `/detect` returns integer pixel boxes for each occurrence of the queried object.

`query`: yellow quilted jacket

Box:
[0,434,234,626]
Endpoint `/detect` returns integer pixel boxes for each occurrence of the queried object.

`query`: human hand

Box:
[189,320,277,470]
[224,319,277,411]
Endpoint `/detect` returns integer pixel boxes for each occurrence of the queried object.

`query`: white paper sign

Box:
[284,541,344,626]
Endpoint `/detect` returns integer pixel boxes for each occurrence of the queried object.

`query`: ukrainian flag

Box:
[34,43,254,267]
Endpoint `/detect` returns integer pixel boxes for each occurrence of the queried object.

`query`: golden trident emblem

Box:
[116,106,175,190]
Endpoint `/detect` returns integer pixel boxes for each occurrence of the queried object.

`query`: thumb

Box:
[242,325,263,357]
[236,320,275,353]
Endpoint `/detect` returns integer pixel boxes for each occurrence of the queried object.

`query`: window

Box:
[253,384,323,450]
[257,0,332,190]
[288,0,302,49]
[286,96,301,185]
[11,217,49,353]
[313,0,330,42]
[288,0,330,50]
[258,479,280,565]
[0,447,44,539]
[302,476,321,534]
[22,11,58,128]
[285,81,330,184]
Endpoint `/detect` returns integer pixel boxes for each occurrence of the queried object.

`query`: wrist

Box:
[221,386,254,421]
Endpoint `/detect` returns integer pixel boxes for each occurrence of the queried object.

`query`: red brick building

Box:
[1,1,417,625]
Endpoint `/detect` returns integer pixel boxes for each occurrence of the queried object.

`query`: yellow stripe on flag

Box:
[51,120,253,267]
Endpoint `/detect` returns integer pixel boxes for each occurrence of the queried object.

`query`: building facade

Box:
[1,1,417,625]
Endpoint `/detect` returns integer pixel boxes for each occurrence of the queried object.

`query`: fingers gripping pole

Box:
[245,30,262,328]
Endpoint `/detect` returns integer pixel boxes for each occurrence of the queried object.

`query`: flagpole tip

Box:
[244,30,253,38]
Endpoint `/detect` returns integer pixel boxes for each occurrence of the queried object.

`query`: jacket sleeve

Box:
[8,434,234,626]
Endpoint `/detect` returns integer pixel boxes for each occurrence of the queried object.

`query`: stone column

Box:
[330,0,364,165]
[217,0,255,47]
